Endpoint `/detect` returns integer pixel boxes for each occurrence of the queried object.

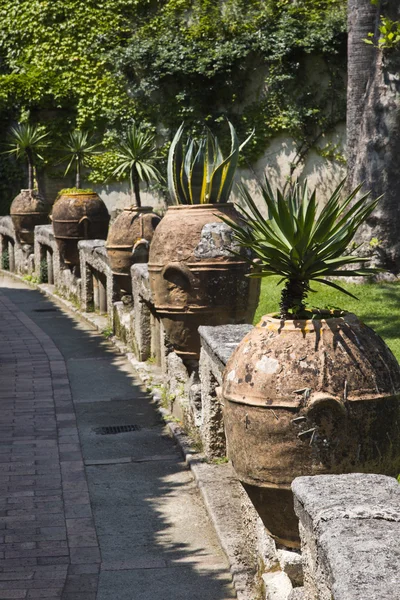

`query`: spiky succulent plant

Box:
[58,129,100,190]
[112,123,163,208]
[223,178,381,319]
[5,123,50,190]
[167,121,252,205]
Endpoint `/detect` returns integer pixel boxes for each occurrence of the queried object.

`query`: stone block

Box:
[292,474,400,600]
[198,324,252,459]
[277,550,303,587]
[262,571,293,600]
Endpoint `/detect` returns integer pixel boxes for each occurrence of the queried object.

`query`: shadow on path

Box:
[0,276,236,600]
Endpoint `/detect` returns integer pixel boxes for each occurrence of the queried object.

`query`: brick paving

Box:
[0,292,100,600]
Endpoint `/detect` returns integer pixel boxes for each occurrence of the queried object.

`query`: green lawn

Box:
[254,278,400,362]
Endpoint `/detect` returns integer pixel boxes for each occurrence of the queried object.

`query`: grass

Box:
[254,277,400,362]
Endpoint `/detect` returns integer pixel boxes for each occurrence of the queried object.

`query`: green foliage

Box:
[4,123,50,189]
[0,0,143,128]
[112,122,163,207]
[114,0,347,163]
[39,258,48,284]
[0,0,347,184]
[255,277,400,362]
[102,326,114,339]
[1,249,10,270]
[364,15,400,51]
[57,187,95,195]
[168,120,251,205]
[57,130,100,189]
[224,178,381,318]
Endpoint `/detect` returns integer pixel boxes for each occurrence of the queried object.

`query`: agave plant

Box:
[58,129,100,190]
[223,178,381,319]
[5,123,50,190]
[112,123,163,208]
[168,121,252,205]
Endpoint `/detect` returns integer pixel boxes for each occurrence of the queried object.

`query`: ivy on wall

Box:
[0,0,347,203]
[113,0,347,165]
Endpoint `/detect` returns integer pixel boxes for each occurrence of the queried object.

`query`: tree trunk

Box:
[26,151,34,190]
[346,0,377,178]
[76,161,81,190]
[347,0,400,272]
[131,166,141,208]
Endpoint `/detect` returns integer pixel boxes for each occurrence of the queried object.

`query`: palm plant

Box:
[112,123,163,208]
[223,178,381,319]
[5,123,50,190]
[58,129,100,190]
[168,121,252,205]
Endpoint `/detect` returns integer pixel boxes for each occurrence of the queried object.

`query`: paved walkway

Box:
[0,274,235,600]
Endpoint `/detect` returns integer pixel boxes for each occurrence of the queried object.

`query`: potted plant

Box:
[106,123,163,293]
[221,178,400,547]
[148,120,260,362]
[51,130,109,268]
[6,123,50,244]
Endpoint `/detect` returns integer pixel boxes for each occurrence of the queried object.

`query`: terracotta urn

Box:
[51,191,110,267]
[148,204,260,361]
[106,206,161,293]
[222,312,400,547]
[10,189,49,245]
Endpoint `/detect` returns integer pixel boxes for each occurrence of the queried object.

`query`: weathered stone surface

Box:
[194,222,243,259]
[199,324,253,369]
[292,473,400,523]
[198,324,252,459]
[78,239,117,321]
[277,550,303,587]
[292,474,400,600]
[0,215,34,276]
[262,571,293,600]
[131,264,154,303]
[288,588,305,600]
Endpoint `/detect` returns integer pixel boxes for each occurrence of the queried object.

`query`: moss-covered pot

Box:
[10,189,49,245]
[148,204,260,361]
[52,191,110,267]
[222,313,400,547]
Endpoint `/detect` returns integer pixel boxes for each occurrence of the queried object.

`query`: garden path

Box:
[0,274,235,600]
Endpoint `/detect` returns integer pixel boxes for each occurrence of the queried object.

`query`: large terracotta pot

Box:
[222,313,400,547]
[148,204,260,361]
[10,189,49,244]
[52,191,110,267]
[106,206,161,293]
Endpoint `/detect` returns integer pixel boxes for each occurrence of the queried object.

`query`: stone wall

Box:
[0,215,398,600]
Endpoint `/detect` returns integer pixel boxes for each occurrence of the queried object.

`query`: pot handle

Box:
[305,392,346,417]
[162,262,193,291]
[131,238,149,263]
[78,215,91,239]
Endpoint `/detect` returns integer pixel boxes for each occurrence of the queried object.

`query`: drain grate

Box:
[33,308,58,313]
[94,424,142,435]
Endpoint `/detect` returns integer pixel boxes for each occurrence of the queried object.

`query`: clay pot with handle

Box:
[148,203,260,362]
[106,206,161,293]
[51,190,109,267]
[10,189,50,245]
[222,312,400,547]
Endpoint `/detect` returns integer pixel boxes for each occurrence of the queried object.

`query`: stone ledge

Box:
[199,324,253,369]
[0,215,15,237]
[292,473,400,524]
[292,474,400,600]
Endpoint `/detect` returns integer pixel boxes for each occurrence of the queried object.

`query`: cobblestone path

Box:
[0,277,235,600]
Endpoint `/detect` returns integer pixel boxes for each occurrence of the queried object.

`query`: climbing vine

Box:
[112,0,347,164]
[0,0,347,187]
